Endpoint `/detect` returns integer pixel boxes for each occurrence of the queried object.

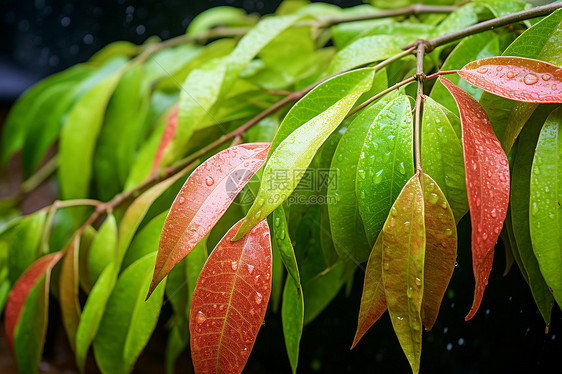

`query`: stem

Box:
[53,199,102,209]
[413,42,425,175]
[424,2,562,50]
[20,156,58,194]
[348,76,416,117]
[424,70,457,81]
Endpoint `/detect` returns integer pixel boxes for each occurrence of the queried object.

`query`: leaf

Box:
[282,277,304,374]
[93,253,166,374]
[351,231,386,350]
[458,56,562,103]
[190,219,272,374]
[87,214,118,285]
[59,236,81,352]
[420,173,457,331]
[148,143,270,297]
[421,97,468,222]
[6,211,46,284]
[381,175,424,374]
[328,81,399,263]
[89,41,139,65]
[234,68,375,240]
[186,6,257,35]
[59,71,122,199]
[481,9,562,152]
[356,95,414,246]
[165,325,187,374]
[511,106,556,325]
[529,107,562,310]
[327,35,405,75]
[429,31,502,114]
[440,77,510,321]
[4,252,63,372]
[151,105,178,175]
[123,212,167,270]
[273,206,301,289]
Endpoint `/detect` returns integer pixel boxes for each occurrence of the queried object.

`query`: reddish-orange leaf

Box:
[190,219,272,374]
[4,252,63,354]
[458,56,562,103]
[351,233,386,350]
[147,143,270,298]
[59,236,81,352]
[151,105,178,174]
[440,77,510,321]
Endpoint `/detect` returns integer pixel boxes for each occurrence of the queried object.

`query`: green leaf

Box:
[529,107,562,310]
[357,95,414,246]
[273,206,301,288]
[89,41,139,65]
[88,214,118,285]
[6,211,47,284]
[328,82,399,263]
[59,71,123,199]
[282,277,304,374]
[481,9,562,153]
[327,35,405,75]
[59,237,81,353]
[1,65,90,165]
[164,325,187,374]
[234,68,376,240]
[381,175,425,374]
[511,106,556,325]
[430,31,502,114]
[94,65,150,200]
[93,253,166,374]
[122,212,166,270]
[186,6,257,35]
[421,97,468,222]
[477,0,527,18]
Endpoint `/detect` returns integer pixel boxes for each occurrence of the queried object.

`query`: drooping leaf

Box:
[151,105,178,175]
[356,95,414,246]
[440,77,510,321]
[59,71,122,199]
[481,9,562,152]
[458,56,562,103]
[327,83,399,263]
[93,253,166,374]
[190,219,271,374]
[420,173,457,331]
[273,206,301,289]
[352,232,386,349]
[234,68,375,240]
[381,175,425,374]
[59,236,81,352]
[4,252,63,373]
[87,214,118,285]
[529,107,562,310]
[148,143,270,298]
[89,41,139,65]
[421,97,468,222]
[123,212,167,270]
[186,6,257,35]
[282,277,304,374]
[511,106,556,325]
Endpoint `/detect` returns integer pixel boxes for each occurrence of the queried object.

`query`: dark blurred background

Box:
[1,1,561,373]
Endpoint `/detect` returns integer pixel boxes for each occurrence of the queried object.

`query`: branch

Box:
[413,42,425,175]
[424,2,562,50]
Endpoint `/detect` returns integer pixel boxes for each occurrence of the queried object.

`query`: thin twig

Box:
[348,76,416,117]
[20,156,58,194]
[413,41,425,175]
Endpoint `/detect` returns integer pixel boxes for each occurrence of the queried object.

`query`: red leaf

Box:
[458,56,562,103]
[151,105,178,175]
[190,219,272,374]
[4,252,63,354]
[59,236,81,352]
[440,77,510,321]
[147,143,270,298]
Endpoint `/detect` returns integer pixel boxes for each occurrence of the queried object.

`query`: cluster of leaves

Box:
[1,0,561,373]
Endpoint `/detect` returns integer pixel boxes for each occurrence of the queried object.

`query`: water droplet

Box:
[247,264,255,275]
[440,200,448,209]
[545,186,550,193]
[254,275,260,284]
[407,287,413,298]
[383,262,390,270]
[477,224,482,233]
[255,292,263,304]
[482,232,488,240]
[549,212,555,219]
[398,162,406,175]
[358,169,366,180]
[415,277,422,286]
[552,84,558,91]
[391,207,398,216]
[278,230,286,240]
[429,193,439,205]
[219,305,225,311]
[374,170,384,184]
[444,228,453,236]
[477,66,488,74]
[506,71,515,79]
[195,311,207,324]
[250,309,255,316]
[524,73,538,85]
[532,202,539,215]
[476,198,481,207]
[542,74,551,81]
[496,66,503,72]
[490,209,497,218]
[205,176,214,186]
[494,226,500,234]
[360,190,366,199]
[256,198,265,208]
[178,196,185,204]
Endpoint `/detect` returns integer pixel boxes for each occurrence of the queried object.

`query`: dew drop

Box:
[383,262,390,271]
[391,206,398,216]
[250,308,255,316]
[278,229,286,240]
[231,261,238,271]
[548,212,555,219]
[506,71,515,79]
[178,196,185,204]
[255,292,263,304]
[477,66,488,74]
[476,198,481,207]
[440,200,448,209]
[444,228,453,236]
[429,193,439,205]
[374,170,384,184]
[552,84,558,91]
[542,74,551,81]
[524,73,538,85]
[532,202,539,215]
[494,226,500,234]
[205,176,214,186]
[415,277,422,286]
[407,287,413,298]
[219,305,225,311]
[490,209,497,218]
[247,264,255,275]
[254,275,261,284]
[398,162,406,175]
[195,311,207,324]
[477,224,482,233]
[482,232,488,240]
[496,66,503,72]
[358,169,366,180]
